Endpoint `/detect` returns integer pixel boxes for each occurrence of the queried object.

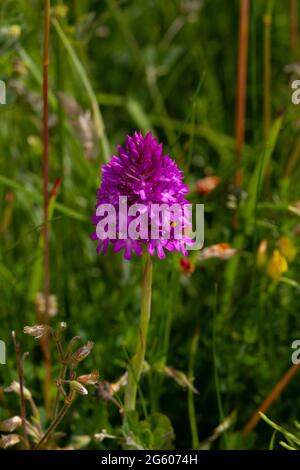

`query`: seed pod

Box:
[70,341,94,364]
[4,381,31,400]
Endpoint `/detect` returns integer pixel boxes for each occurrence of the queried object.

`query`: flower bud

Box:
[0,433,20,448]
[256,239,268,268]
[4,381,31,400]
[0,416,22,432]
[70,341,94,364]
[69,381,88,395]
[77,371,99,385]
[179,257,195,274]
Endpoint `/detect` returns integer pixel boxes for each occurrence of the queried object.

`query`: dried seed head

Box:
[4,381,31,400]
[35,293,58,318]
[0,416,22,432]
[70,341,94,364]
[69,381,88,395]
[23,324,51,339]
[77,371,99,385]
[0,433,21,449]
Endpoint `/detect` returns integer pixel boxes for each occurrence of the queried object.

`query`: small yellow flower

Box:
[0,25,21,39]
[51,5,69,19]
[277,236,296,262]
[267,249,288,281]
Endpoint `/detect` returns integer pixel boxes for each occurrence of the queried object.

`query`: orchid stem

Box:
[124,252,152,413]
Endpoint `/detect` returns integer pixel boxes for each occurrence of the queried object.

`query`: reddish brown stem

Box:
[235,0,250,188]
[43,0,50,320]
[242,362,300,437]
[289,0,298,51]
[42,0,52,417]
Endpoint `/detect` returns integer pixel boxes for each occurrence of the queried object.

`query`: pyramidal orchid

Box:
[91,131,193,413]
[91,131,193,260]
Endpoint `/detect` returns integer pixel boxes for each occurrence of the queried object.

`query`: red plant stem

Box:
[42,0,52,417]
[263,11,272,140]
[289,0,298,52]
[235,0,250,188]
[43,0,50,320]
[242,362,300,437]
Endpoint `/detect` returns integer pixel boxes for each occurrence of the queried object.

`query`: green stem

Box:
[124,253,153,413]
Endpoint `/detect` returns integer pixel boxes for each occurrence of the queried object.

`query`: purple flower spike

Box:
[92,131,194,260]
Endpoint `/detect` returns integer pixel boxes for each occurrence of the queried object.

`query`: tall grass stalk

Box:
[188,326,200,449]
[52,19,110,162]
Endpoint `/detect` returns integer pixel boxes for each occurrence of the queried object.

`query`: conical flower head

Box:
[92,131,193,259]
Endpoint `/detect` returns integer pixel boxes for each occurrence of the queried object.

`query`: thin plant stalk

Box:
[289,0,298,53]
[34,396,74,450]
[263,0,275,141]
[250,0,258,143]
[188,326,200,449]
[12,331,29,449]
[43,0,50,323]
[52,339,67,419]
[52,18,110,162]
[124,253,153,413]
[41,0,52,417]
[242,362,300,437]
[235,0,250,188]
[285,137,300,177]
